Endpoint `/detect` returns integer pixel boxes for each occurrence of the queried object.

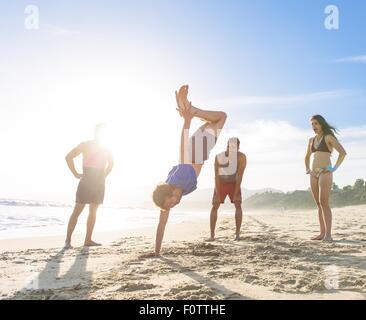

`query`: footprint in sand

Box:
[117,282,156,292]
[0,254,9,261]
[243,274,260,282]
[13,259,25,264]
[242,236,262,241]
[192,249,220,257]
[170,284,202,293]
[218,226,229,231]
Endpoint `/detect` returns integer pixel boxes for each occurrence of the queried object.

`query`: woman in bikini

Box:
[140,85,227,258]
[305,115,347,241]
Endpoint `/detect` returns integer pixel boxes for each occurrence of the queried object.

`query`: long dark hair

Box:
[311,115,338,137]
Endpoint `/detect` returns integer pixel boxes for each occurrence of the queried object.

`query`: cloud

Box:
[221,120,309,164]
[341,126,366,139]
[201,120,366,191]
[42,23,82,36]
[334,55,366,63]
[211,90,355,107]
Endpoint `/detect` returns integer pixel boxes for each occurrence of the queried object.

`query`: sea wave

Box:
[0,199,71,208]
[0,199,150,211]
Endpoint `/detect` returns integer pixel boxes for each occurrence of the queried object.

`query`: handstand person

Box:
[210,137,246,241]
[140,85,227,258]
[64,123,114,248]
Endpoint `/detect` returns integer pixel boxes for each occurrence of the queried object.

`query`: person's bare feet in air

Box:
[311,234,325,240]
[175,85,193,115]
[84,240,102,247]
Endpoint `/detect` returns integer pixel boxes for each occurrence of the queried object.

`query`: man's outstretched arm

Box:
[140,210,170,258]
[155,210,170,254]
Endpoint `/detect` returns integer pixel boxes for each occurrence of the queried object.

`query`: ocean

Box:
[0,199,213,240]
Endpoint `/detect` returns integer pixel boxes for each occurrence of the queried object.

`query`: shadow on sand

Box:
[159,256,247,300]
[12,247,92,299]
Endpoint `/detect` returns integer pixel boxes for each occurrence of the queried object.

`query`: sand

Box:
[0,205,365,300]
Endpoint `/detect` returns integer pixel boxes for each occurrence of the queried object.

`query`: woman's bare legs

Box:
[319,173,333,241]
[65,203,86,248]
[310,176,325,240]
[84,203,101,247]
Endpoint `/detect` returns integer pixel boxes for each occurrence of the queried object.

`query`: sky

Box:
[0,0,365,205]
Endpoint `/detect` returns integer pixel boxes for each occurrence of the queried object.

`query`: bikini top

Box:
[311,136,331,153]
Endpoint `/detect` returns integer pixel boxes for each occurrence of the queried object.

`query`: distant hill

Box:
[185,187,282,202]
[165,187,282,212]
[245,179,366,210]
[3,181,364,213]
[139,187,282,211]
[115,179,366,212]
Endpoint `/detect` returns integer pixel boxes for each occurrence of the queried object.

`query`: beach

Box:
[1,205,365,300]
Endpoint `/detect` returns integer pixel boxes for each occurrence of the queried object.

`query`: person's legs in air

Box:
[177,85,226,172]
[84,203,101,247]
[192,107,227,136]
[65,203,85,248]
[189,111,227,169]
[177,85,227,137]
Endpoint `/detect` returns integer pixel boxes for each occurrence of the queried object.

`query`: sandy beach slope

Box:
[1,205,365,300]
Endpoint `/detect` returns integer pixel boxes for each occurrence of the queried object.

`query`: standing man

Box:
[210,137,246,241]
[64,123,114,248]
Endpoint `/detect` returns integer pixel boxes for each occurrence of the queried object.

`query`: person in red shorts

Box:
[210,137,246,241]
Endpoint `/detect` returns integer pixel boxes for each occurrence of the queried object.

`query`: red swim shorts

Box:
[212,182,242,204]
